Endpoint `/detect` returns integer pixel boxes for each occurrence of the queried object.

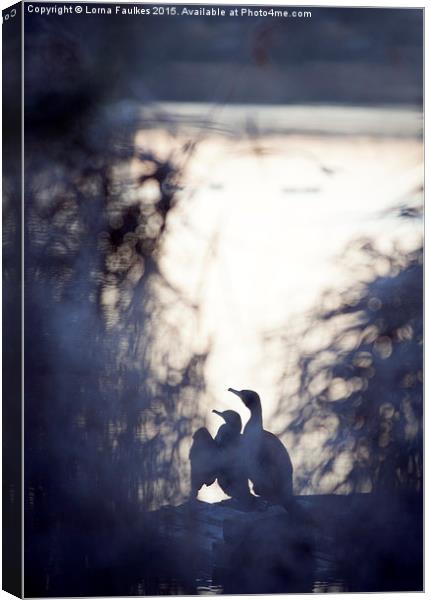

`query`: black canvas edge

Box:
[2,1,23,598]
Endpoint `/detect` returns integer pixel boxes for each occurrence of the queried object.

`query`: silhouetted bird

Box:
[228,388,294,510]
[213,409,255,506]
[189,410,254,506]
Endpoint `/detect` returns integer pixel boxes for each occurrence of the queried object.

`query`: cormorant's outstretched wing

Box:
[189,427,219,497]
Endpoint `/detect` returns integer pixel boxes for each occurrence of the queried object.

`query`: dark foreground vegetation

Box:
[25,492,422,596]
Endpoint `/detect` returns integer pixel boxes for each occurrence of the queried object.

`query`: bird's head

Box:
[228,388,261,410]
[212,409,242,432]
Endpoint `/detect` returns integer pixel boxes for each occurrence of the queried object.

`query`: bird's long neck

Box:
[247,400,263,430]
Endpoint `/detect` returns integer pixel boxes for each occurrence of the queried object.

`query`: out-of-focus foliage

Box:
[22,26,208,597]
[268,238,423,495]
[25,123,206,516]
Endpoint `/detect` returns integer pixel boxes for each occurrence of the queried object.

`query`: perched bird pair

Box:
[189,388,294,510]
[189,408,255,506]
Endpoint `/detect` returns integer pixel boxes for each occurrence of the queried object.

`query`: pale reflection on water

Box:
[133,104,422,504]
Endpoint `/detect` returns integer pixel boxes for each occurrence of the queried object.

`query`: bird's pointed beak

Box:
[228,388,242,399]
[212,409,223,417]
